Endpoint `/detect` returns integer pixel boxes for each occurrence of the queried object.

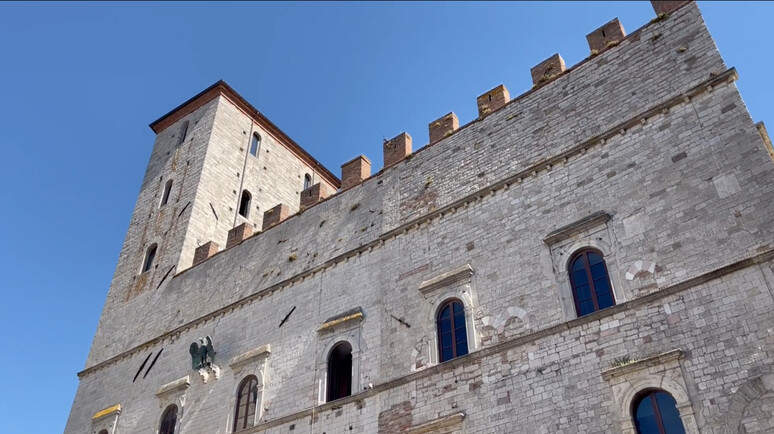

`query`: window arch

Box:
[326,341,352,402]
[142,244,157,273]
[632,390,686,434]
[178,121,189,146]
[233,375,259,432]
[160,179,173,207]
[159,404,177,434]
[437,299,468,362]
[250,133,261,156]
[569,249,615,317]
[238,190,252,218]
[303,173,312,191]
[98,430,108,434]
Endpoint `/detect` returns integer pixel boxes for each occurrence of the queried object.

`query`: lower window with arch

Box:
[326,341,352,402]
[159,404,178,434]
[569,249,616,317]
[437,299,468,363]
[632,389,686,434]
[233,375,259,432]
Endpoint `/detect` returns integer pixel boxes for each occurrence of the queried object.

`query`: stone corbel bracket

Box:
[229,344,271,375]
[196,365,221,384]
[418,264,474,295]
[317,307,364,333]
[406,412,466,434]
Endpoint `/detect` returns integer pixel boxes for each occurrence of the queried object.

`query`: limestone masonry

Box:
[65,2,774,433]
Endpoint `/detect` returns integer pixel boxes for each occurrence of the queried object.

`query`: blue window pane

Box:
[440,318,451,333]
[441,332,452,348]
[590,262,607,280]
[453,302,465,316]
[580,300,595,316]
[576,283,591,301]
[572,255,588,272]
[655,392,686,434]
[587,252,604,266]
[635,394,660,434]
[572,269,588,286]
[596,292,614,310]
[442,347,453,362]
[439,305,451,320]
[456,340,468,357]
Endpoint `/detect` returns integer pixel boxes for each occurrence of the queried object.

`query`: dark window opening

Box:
[239,190,252,218]
[569,249,615,317]
[437,299,468,362]
[234,375,259,432]
[142,244,157,273]
[250,133,261,156]
[326,341,352,402]
[633,390,686,434]
[160,179,173,207]
[98,431,108,434]
[159,405,177,434]
[303,174,312,190]
[178,121,189,146]
[602,29,606,37]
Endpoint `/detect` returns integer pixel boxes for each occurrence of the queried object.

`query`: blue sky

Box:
[0,2,771,432]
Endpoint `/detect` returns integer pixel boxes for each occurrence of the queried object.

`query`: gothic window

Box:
[159,404,177,434]
[250,133,261,157]
[98,431,108,434]
[160,179,173,207]
[326,341,352,402]
[142,244,157,273]
[569,249,615,317]
[178,121,189,146]
[437,299,468,362]
[632,390,687,434]
[239,190,252,218]
[233,375,259,432]
[303,173,312,190]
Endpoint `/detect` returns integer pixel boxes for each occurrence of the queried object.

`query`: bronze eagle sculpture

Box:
[189,336,216,370]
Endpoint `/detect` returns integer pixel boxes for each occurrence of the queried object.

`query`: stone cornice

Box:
[418,264,474,294]
[229,345,272,369]
[601,349,683,381]
[544,212,611,245]
[78,68,739,379]
[92,404,121,421]
[155,376,190,397]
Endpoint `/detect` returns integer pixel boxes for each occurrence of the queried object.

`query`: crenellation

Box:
[67,2,774,434]
[476,85,510,118]
[586,18,626,53]
[529,53,566,86]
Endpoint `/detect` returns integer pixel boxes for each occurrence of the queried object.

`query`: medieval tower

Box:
[66,2,774,433]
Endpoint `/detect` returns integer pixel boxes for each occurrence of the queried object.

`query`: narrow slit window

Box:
[178,121,189,146]
[569,249,615,317]
[437,299,469,362]
[159,404,178,434]
[160,179,173,207]
[142,244,157,273]
[250,133,261,157]
[326,341,352,402]
[239,190,252,218]
[234,375,259,432]
[303,174,312,191]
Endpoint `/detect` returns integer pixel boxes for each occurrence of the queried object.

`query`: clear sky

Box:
[0,2,771,432]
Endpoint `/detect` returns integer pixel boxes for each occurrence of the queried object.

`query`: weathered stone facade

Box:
[65,2,774,433]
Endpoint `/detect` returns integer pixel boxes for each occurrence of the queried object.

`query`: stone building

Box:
[65,2,774,433]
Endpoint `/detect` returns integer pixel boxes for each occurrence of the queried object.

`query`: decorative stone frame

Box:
[155,376,189,434]
[601,349,699,434]
[544,211,630,321]
[724,370,774,433]
[315,307,364,404]
[228,344,271,427]
[91,404,121,434]
[418,264,480,366]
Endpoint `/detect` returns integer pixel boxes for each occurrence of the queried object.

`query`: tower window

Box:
[437,299,468,362]
[159,404,178,434]
[326,341,352,402]
[233,375,259,432]
[303,173,312,190]
[160,179,173,207]
[632,390,686,434]
[569,249,615,317]
[239,190,252,218]
[142,244,157,273]
[250,133,261,157]
[178,121,189,146]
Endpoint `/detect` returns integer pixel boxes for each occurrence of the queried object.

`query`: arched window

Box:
[238,190,252,218]
[159,404,177,434]
[233,375,259,432]
[632,390,686,434]
[178,121,189,146]
[142,244,157,273]
[249,133,261,156]
[326,341,352,402]
[303,173,312,191]
[160,179,173,207]
[569,249,615,317]
[98,430,108,434]
[437,299,468,362]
